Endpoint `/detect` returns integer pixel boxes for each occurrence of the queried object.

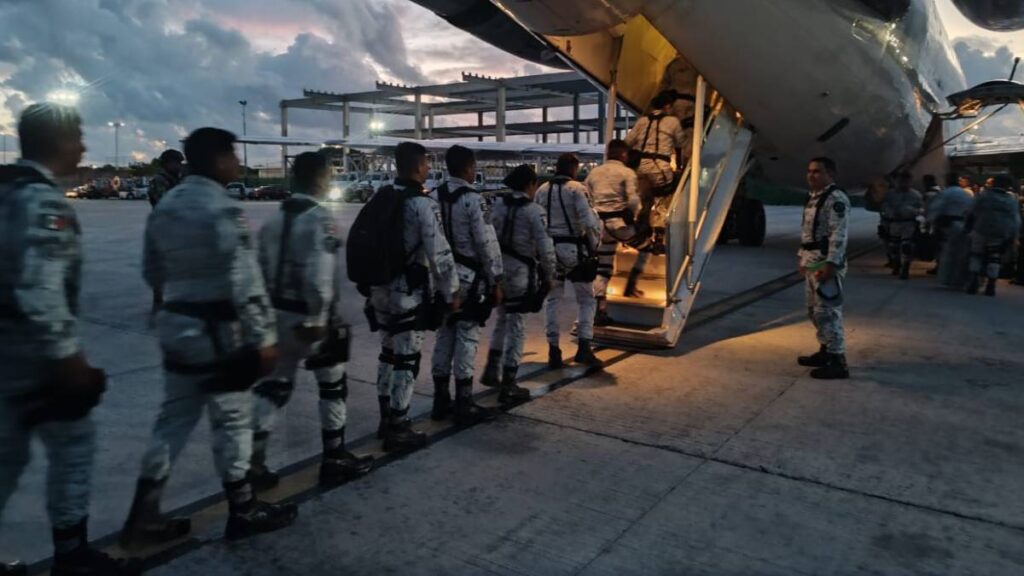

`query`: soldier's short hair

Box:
[555,153,580,177]
[395,141,427,176]
[650,90,677,110]
[503,164,537,191]
[945,172,959,187]
[18,103,82,161]
[991,174,1013,190]
[809,156,837,176]
[292,151,329,191]
[184,127,237,176]
[159,149,184,165]
[445,145,475,178]
[923,174,937,188]
[607,139,630,159]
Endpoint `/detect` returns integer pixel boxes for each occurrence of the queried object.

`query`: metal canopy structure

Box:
[278,72,634,171]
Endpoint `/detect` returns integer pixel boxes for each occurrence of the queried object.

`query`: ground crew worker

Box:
[797,157,851,380]
[625,89,688,253]
[482,165,556,402]
[429,145,503,425]
[251,151,373,489]
[587,139,651,325]
[965,174,1021,296]
[928,173,974,284]
[536,153,602,368]
[0,104,140,576]
[371,142,459,452]
[146,149,185,317]
[122,127,296,548]
[882,172,924,279]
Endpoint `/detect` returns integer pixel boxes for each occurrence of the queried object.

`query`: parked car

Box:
[327,172,362,202]
[118,187,149,200]
[343,181,374,203]
[364,171,393,192]
[226,182,251,200]
[252,185,288,201]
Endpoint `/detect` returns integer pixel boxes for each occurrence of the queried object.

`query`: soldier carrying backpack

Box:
[347,142,459,452]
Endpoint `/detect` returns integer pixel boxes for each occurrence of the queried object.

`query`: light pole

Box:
[2,133,7,164]
[239,100,248,185]
[107,121,125,170]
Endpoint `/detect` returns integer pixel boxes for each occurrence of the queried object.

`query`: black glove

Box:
[16,355,107,428]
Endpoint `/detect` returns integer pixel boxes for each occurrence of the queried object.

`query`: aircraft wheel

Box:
[738,199,766,247]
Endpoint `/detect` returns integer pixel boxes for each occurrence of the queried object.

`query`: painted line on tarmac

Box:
[27,246,879,574]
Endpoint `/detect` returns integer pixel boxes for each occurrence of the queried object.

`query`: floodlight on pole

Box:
[239,100,248,185]
[107,121,125,169]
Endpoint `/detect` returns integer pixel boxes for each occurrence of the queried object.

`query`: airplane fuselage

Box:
[425,0,968,187]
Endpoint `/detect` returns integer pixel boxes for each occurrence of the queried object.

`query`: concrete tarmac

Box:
[11,199,1021,574]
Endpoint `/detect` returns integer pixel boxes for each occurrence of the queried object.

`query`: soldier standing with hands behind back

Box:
[797,157,851,380]
[0,103,139,576]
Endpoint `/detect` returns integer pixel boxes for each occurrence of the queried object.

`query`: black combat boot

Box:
[453,378,497,426]
[248,431,279,491]
[890,254,901,275]
[966,276,980,295]
[548,344,563,369]
[53,520,142,576]
[431,375,452,421]
[574,339,604,368]
[498,366,531,404]
[624,268,644,297]
[899,261,910,280]
[984,277,997,297]
[810,353,850,380]
[797,345,829,367]
[119,477,192,549]
[223,481,297,541]
[1,562,26,576]
[383,408,428,452]
[376,395,390,439]
[480,349,502,387]
[319,428,374,487]
[594,308,612,327]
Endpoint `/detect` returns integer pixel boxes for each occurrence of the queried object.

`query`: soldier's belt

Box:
[552,235,585,245]
[800,240,829,255]
[163,300,238,321]
[638,151,672,162]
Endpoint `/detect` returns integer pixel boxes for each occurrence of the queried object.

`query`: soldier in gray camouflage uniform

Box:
[483,165,557,403]
[882,172,924,279]
[122,128,296,549]
[146,149,184,317]
[0,104,140,576]
[253,151,373,489]
[371,142,459,452]
[965,174,1021,296]
[797,157,851,380]
[430,145,503,425]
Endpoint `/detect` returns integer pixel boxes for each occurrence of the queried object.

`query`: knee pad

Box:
[390,352,422,377]
[318,374,348,401]
[253,379,294,409]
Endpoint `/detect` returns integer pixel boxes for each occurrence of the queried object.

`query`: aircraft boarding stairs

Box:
[595,89,753,348]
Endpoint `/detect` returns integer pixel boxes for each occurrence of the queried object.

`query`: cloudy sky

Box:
[0,0,1020,167]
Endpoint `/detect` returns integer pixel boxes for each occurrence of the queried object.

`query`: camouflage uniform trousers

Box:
[805,271,846,355]
[593,223,650,300]
[372,282,425,413]
[968,233,1009,279]
[0,367,95,530]
[432,264,483,381]
[139,371,254,484]
[254,310,347,442]
[886,221,916,266]
[489,258,530,369]
[544,245,596,345]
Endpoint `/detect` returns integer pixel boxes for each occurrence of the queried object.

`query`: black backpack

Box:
[346,183,421,291]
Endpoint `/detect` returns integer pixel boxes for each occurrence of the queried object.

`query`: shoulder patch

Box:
[38,213,70,232]
[832,201,846,217]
